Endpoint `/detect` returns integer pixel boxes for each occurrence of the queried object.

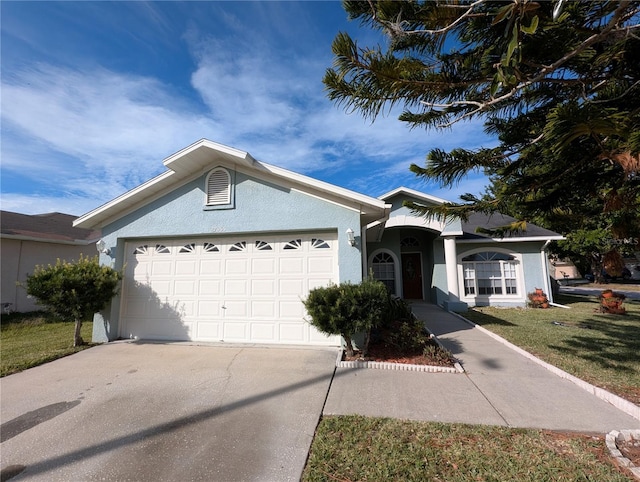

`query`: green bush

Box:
[24,255,122,346]
[304,278,393,356]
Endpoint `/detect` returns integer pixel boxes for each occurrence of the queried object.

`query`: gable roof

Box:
[1,211,100,244]
[375,187,563,242]
[74,139,390,229]
[379,186,448,205]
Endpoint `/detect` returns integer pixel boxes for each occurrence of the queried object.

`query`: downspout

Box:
[541,240,553,303]
[541,239,572,309]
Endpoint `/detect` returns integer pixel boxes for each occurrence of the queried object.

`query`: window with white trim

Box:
[205,168,231,206]
[371,252,396,294]
[461,251,519,296]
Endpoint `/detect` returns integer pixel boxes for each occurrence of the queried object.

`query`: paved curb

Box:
[449,311,640,421]
[335,350,461,373]
[606,430,640,479]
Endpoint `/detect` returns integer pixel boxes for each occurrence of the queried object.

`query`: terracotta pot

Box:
[535,288,544,296]
[541,302,549,309]
[601,290,614,298]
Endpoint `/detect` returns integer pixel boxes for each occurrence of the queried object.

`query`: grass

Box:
[462,293,640,405]
[302,415,632,481]
[0,311,94,377]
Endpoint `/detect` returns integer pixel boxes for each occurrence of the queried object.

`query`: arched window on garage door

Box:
[371,251,397,295]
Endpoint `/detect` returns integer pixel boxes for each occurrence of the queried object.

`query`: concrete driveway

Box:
[0,342,338,481]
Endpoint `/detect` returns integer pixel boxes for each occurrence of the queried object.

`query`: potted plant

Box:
[599,290,626,314]
[527,289,550,309]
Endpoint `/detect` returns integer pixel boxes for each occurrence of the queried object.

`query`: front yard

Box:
[303,416,632,481]
[462,293,640,405]
[0,312,93,377]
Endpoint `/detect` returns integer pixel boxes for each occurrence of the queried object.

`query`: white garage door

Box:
[120,234,340,345]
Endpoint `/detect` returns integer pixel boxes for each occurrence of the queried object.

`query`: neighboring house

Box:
[1,211,100,313]
[550,257,582,282]
[74,139,563,346]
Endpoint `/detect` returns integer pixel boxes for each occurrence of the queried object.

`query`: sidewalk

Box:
[323,304,640,433]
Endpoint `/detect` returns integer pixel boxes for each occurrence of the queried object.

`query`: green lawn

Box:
[302,415,632,481]
[462,293,640,405]
[0,311,94,377]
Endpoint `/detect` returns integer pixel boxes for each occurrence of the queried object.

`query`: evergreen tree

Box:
[324,0,640,277]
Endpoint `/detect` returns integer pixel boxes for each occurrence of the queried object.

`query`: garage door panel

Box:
[251,300,276,317]
[279,279,304,296]
[251,279,275,296]
[121,234,339,345]
[251,258,276,274]
[200,259,222,275]
[251,323,276,341]
[174,280,196,296]
[225,258,248,274]
[149,280,172,296]
[279,323,306,343]
[151,260,173,276]
[308,277,334,290]
[308,257,333,274]
[224,300,248,317]
[224,279,247,296]
[196,322,221,340]
[175,260,197,275]
[280,300,305,319]
[223,322,248,340]
[198,280,221,295]
[280,258,303,274]
[197,300,220,316]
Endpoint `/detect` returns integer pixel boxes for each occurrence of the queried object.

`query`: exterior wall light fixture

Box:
[346,228,356,247]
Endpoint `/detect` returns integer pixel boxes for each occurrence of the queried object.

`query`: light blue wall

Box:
[93,168,363,342]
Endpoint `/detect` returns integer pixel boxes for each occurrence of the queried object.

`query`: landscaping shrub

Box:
[304,278,392,356]
[24,255,122,346]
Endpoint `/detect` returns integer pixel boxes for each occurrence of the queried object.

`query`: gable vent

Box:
[206,168,231,205]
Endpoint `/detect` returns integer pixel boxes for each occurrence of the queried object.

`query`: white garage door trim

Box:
[120,233,340,346]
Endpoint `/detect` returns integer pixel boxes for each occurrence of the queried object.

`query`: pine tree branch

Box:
[419,0,637,128]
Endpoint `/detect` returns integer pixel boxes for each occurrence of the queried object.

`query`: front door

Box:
[402,253,423,299]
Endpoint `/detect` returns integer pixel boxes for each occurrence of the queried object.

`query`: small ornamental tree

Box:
[25,255,122,346]
[304,277,391,356]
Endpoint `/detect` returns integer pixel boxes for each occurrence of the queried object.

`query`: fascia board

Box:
[456,235,565,243]
[379,186,448,205]
[73,170,177,229]
[163,139,254,173]
[240,161,388,214]
[0,233,99,245]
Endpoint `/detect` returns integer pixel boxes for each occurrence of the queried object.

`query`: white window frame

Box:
[204,167,234,209]
[457,248,525,303]
[368,248,401,297]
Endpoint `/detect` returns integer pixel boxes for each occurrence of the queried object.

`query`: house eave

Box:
[379,186,448,205]
[456,235,565,244]
[0,233,99,246]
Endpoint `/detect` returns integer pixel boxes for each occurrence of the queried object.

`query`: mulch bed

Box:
[343,336,455,367]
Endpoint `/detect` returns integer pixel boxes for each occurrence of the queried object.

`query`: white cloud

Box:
[1,9,497,216]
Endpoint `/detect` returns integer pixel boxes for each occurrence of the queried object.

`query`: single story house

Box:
[1,211,100,312]
[74,139,563,346]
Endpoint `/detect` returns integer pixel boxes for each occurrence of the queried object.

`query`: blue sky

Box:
[1,1,494,216]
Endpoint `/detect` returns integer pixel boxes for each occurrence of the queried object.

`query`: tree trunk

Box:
[361,329,371,357]
[74,318,84,347]
[342,333,354,357]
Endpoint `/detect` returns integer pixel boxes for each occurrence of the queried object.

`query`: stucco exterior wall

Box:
[1,238,96,312]
[93,169,364,342]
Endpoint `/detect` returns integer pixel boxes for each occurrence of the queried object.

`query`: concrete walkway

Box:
[324,304,640,433]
